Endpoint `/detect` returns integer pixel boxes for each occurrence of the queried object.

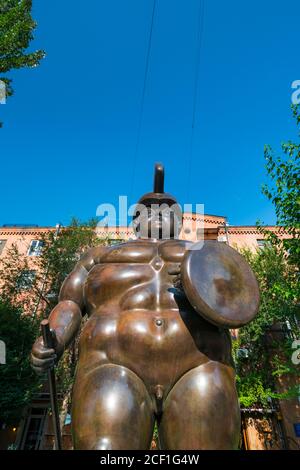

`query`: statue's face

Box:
[133,203,182,239]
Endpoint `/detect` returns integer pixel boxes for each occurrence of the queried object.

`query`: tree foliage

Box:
[0,0,44,126]
[0,300,39,424]
[234,244,299,407]
[262,104,300,268]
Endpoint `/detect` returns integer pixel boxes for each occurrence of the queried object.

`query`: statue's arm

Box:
[31,245,106,374]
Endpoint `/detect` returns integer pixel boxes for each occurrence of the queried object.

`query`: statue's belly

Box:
[78,308,232,394]
[83,263,180,312]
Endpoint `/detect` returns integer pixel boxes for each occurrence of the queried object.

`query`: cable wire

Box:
[130,0,157,204]
[186,0,205,202]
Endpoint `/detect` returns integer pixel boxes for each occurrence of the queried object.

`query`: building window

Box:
[18,407,48,450]
[16,270,36,291]
[257,239,266,249]
[0,239,7,255]
[196,228,204,240]
[217,235,227,243]
[28,240,44,256]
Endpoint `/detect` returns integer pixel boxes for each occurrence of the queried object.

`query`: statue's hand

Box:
[168,264,183,291]
[31,336,58,375]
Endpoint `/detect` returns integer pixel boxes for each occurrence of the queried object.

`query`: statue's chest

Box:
[83,240,189,311]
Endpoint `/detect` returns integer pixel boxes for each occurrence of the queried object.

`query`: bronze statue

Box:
[31,164,259,450]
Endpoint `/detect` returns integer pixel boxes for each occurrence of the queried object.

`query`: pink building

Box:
[0,213,291,259]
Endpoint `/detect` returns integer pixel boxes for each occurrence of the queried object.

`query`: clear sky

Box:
[0,0,299,227]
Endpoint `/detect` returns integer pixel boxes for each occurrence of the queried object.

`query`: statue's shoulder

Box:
[100,239,157,262]
[159,239,193,248]
[158,239,194,259]
[77,244,109,270]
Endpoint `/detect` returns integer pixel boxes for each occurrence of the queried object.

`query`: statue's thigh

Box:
[158,361,240,450]
[71,363,155,450]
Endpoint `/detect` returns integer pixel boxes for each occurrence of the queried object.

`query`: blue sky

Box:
[0,0,299,227]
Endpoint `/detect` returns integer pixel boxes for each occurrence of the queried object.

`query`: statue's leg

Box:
[71,363,155,450]
[158,361,240,450]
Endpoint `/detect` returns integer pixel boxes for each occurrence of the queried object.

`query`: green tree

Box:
[0,0,44,126]
[234,244,299,408]
[0,300,39,424]
[262,104,300,268]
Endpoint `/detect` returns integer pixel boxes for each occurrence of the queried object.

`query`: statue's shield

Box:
[181,241,260,328]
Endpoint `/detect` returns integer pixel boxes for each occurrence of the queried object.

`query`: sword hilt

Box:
[41,319,55,350]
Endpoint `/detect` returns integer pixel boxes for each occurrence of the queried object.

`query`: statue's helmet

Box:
[132,163,182,239]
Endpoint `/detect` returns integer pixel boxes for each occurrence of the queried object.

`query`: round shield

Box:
[181,241,260,328]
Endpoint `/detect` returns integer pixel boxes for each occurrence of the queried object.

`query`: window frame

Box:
[27,240,44,257]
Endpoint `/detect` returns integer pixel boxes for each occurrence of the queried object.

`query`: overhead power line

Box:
[186,0,205,202]
[130,0,157,203]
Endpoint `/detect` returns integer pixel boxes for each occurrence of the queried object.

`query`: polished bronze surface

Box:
[31,164,259,450]
[72,364,154,450]
[158,362,240,450]
[181,240,260,328]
